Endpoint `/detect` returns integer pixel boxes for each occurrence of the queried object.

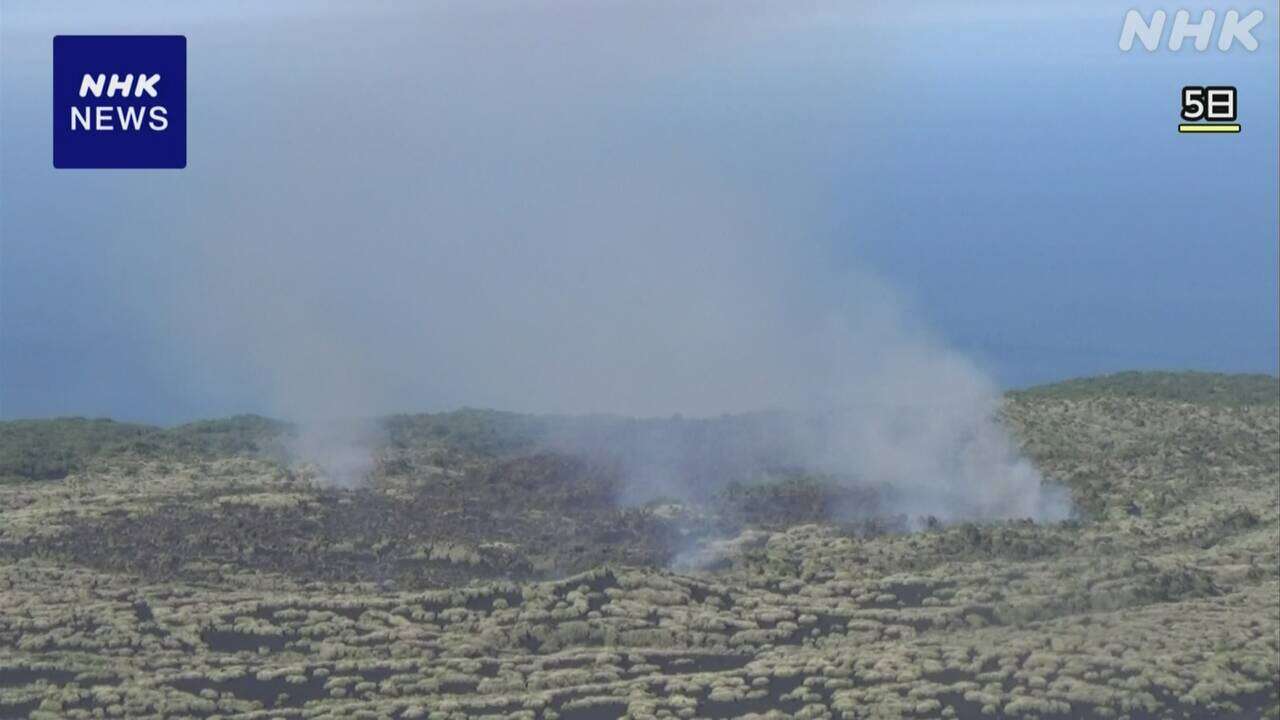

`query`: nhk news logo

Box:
[53,35,186,169]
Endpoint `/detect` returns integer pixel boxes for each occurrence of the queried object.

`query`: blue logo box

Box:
[53,35,186,169]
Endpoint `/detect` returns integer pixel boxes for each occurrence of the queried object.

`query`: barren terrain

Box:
[0,372,1276,719]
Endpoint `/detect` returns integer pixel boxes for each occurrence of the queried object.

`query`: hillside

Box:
[1009,370,1279,406]
[0,372,1276,719]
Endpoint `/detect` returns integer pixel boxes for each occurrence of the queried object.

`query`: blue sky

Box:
[1,2,1277,423]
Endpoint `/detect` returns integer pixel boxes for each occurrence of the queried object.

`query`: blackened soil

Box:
[26,453,687,588]
[15,448,891,590]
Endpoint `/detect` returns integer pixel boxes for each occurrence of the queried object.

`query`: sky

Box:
[1,1,1277,424]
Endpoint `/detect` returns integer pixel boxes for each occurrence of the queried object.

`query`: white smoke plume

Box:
[115,1,1069,521]
[287,419,382,489]
[541,274,1073,524]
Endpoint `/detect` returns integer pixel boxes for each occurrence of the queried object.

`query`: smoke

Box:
[287,418,382,488]
[121,2,1070,520]
[539,277,1073,524]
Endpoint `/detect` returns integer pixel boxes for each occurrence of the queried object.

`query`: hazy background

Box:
[2,1,1278,425]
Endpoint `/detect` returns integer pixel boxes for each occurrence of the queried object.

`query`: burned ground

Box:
[0,372,1276,719]
[29,453,682,588]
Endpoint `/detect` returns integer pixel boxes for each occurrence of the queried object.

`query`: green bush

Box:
[0,418,153,482]
[1009,371,1278,406]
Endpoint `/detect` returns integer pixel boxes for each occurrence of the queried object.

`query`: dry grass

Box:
[0,373,1276,719]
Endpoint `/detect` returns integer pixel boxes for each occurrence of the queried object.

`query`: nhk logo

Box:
[73,73,169,131]
[53,35,186,169]
[1119,9,1265,51]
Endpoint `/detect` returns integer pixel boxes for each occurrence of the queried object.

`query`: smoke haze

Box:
[0,1,1095,517]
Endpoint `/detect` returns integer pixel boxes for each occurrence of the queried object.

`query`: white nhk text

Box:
[71,73,169,131]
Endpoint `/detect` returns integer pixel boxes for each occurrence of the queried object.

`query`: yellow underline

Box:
[1179,124,1241,133]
